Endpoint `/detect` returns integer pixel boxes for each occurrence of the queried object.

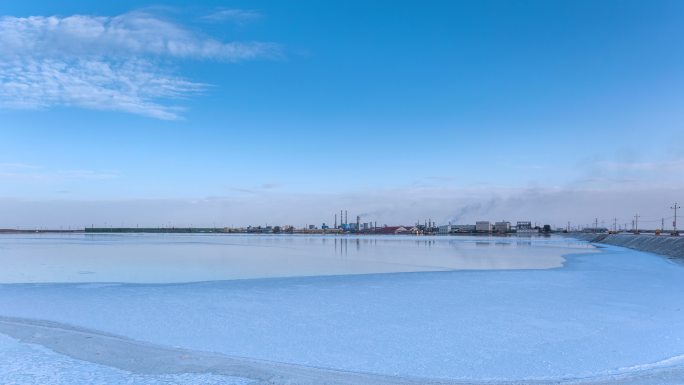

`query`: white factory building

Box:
[494,221,511,233]
[476,221,492,232]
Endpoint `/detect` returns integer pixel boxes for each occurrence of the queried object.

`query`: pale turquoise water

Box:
[0,233,594,283]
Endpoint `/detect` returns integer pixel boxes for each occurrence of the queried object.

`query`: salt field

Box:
[0,234,588,283]
[0,234,683,384]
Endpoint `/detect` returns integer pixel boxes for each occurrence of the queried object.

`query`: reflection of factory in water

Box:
[332,236,441,257]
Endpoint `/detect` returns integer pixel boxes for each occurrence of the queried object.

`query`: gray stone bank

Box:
[571,233,684,262]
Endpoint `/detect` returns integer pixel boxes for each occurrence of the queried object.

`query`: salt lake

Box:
[0,233,593,283]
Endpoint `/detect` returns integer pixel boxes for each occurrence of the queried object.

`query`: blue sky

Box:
[1,0,683,228]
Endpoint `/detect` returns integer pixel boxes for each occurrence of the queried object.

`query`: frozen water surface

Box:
[0,234,683,384]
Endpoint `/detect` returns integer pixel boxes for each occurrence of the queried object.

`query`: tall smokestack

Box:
[334,214,337,228]
[345,210,348,226]
[340,210,343,228]
[357,215,360,231]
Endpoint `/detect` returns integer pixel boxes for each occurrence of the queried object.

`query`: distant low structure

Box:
[582,227,609,233]
[452,224,476,233]
[476,221,492,233]
[494,221,511,233]
[375,226,410,235]
[516,221,538,234]
[438,225,452,235]
[439,224,477,234]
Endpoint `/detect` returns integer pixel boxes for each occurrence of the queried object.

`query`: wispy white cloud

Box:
[0,163,41,169]
[597,159,684,172]
[201,9,262,24]
[0,163,119,182]
[0,12,276,60]
[227,182,282,195]
[0,11,278,119]
[0,59,205,119]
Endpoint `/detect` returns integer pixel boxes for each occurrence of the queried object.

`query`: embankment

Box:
[571,233,684,262]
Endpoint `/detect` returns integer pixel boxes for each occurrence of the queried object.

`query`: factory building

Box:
[516,221,538,234]
[494,221,511,233]
[452,224,476,232]
[375,226,411,234]
[476,221,492,232]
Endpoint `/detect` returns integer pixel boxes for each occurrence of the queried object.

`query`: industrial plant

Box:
[5,203,678,238]
[78,210,552,236]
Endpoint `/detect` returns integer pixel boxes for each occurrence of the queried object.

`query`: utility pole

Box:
[634,214,640,234]
[672,202,681,236]
[594,218,599,233]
